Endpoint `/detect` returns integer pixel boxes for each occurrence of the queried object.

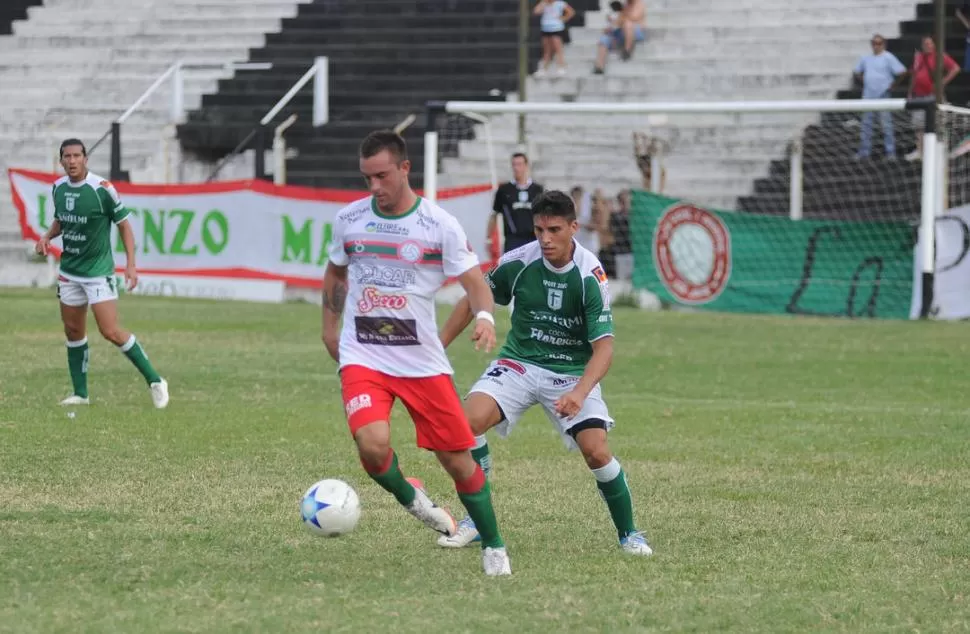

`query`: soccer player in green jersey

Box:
[437,190,651,555]
[34,139,169,409]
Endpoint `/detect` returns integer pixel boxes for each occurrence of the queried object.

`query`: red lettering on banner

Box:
[358,286,408,313]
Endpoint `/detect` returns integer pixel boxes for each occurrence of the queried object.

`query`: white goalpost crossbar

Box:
[424,97,943,318]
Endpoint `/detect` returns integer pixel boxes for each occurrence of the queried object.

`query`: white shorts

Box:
[57,275,119,307]
[468,358,614,450]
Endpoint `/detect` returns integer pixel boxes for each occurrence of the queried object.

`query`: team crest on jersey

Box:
[592,266,608,283]
[399,241,422,263]
[653,203,732,305]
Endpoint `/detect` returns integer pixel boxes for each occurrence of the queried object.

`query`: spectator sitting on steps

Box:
[594,0,646,74]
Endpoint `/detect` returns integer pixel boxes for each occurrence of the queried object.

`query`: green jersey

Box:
[53,172,129,279]
[486,240,614,375]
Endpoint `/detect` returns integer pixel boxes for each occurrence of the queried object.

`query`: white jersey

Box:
[327,196,479,377]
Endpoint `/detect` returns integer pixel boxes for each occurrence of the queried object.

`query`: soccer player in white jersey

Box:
[35,139,169,409]
[321,130,511,576]
[438,190,652,555]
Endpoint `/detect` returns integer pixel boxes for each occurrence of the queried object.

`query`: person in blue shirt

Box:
[854,35,908,159]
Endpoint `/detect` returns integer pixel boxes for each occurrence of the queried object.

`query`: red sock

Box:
[455,465,486,495]
[361,449,394,476]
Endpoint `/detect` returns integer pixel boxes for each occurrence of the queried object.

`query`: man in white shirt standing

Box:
[321,130,511,576]
[854,34,907,159]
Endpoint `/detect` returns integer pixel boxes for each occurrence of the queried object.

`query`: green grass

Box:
[1,288,969,633]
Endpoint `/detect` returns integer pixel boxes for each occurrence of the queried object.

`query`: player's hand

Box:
[322,332,340,363]
[471,318,497,353]
[554,390,586,420]
[124,264,138,291]
[35,237,50,256]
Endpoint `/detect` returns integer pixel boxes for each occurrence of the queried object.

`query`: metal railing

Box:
[207,56,329,183]
[88,60,273,181]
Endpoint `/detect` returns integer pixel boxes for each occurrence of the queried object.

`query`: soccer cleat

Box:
[437,515,481,548]
[150,378,169,409]
[405,483,457,537]
[60,395,90,406]
[482,546,512,576]
[620,530,653,556]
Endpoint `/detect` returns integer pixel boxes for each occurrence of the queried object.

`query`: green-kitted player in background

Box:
[438,190,651,555]
[35,139,169,409]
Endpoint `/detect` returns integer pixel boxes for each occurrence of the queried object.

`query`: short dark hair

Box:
[60,138,86,158]
[532,190,576,221]
[359,129,408,163]
[511,152,529,164]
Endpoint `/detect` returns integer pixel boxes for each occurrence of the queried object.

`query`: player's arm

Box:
[555,271,614,419]
[440,295,473,349]
[35,218,62,256]
[321,215,350,362]
[117,219,139,290]
[322,263,348,362]
[456,267,495,352]
[575,336,613,400]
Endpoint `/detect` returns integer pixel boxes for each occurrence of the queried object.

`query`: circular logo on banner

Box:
[399,241,422,263]
[653,203,732,305]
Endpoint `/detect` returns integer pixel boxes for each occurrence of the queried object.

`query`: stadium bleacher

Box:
[177,0,599,190]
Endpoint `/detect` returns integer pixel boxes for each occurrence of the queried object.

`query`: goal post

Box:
[424,98,944,319]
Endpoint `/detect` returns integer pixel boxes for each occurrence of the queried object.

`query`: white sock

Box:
[590,457,622,483]
[119,334,136,353]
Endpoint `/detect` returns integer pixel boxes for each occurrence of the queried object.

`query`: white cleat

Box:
[405,484,457,537]
[60,395,90,406]
[620,531,653,556]
[483,546,512,576]
[150,378,169,409]
[437,516,480,548]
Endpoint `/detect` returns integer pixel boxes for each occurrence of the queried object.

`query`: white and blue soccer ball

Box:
[300,479,361,537]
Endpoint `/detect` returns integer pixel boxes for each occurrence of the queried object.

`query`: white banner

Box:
[10,169,495,289]
[911,203,970,320]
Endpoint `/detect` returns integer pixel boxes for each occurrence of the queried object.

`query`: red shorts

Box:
[340,364,475,452]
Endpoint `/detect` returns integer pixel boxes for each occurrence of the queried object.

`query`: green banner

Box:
[630,192,916,318]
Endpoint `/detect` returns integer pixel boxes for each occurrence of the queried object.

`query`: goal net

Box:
[424,98,946,319]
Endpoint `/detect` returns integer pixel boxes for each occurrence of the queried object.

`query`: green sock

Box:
[119,335,161,385]
[594,459,637,539]
[457,467,504,549]
[471,436,492,479]
[66,338,89,398]
[366,451,416,506]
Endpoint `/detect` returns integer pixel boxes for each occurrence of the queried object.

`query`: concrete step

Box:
[570,23,910,43]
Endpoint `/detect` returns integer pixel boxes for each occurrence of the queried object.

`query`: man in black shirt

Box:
[488,153,544,254]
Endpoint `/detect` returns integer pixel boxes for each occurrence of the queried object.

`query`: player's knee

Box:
[97,324,125,345]
[581,447,612,470]
[354,425,391,469]
[63,324,84,341]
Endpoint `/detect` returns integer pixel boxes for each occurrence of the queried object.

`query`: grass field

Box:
[2,288,970,633]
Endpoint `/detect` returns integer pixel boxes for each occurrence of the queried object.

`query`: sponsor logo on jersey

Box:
[355,316,419,346]
[365,221,409,236]
[354,264,416,289]
[547,352,575,362]
[592,266,608,283]
[542,280,568,290]
[529,328,583,347]
[58,213,88,224]
[653,203,732,305]
[529,310,583,329]
[343,206,369,223]
[399,241,423,263]
[345,393,372,417]
[357,287,408,313]
[415,210,439,229]
[497,359,527,375]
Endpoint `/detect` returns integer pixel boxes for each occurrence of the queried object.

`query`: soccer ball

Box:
[300,479,361,537]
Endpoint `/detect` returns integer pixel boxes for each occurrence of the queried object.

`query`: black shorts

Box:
[541,29,570,44]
